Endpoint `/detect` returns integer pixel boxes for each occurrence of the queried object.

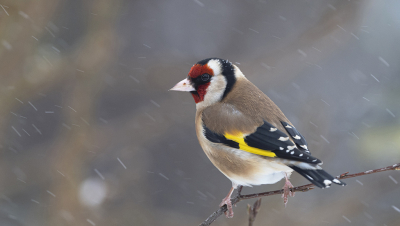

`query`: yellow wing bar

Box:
[224,133,277,157]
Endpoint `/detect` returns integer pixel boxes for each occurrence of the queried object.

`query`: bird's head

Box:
[170,58,244,108]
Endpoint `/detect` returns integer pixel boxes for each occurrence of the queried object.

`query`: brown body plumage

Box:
[196,76,293,187]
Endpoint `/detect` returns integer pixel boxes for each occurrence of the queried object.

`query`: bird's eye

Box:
[201,74,211,82]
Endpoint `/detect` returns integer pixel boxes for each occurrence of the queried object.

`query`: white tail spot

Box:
[323,180,332,186]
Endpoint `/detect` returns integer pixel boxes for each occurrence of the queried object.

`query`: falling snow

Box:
[342,215,351,223]
[86,219,96,226]
[28,101,38,111]
[388,175,398,184]
[386,109,395,118]
[46,190,56,197]
[297,49,307,57]
[94,169,105,180]
[378,56,390,67]
[117,158,127,169]
[1,40,12,50]
[320,135,330,144]
[193,0,204,7]
[0,4,9,16]
[392,206,400,213]
[12,126,22,137]
[159,173,169,180]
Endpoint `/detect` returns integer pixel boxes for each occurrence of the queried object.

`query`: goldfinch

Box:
[170,58,345,218]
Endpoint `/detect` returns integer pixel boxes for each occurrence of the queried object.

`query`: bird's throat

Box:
[191,83,210,103]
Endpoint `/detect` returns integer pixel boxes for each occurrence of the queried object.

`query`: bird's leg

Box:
[220,187,235,218]
[282,173,295,206]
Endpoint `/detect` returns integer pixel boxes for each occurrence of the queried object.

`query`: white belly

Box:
[225,150,293,188]
[203,142,293,188]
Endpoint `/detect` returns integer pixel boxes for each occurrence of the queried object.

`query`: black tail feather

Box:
[289,165,346,188]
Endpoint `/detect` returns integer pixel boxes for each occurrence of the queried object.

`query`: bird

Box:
[170,58,345,218]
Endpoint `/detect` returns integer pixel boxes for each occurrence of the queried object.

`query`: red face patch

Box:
[188,64,214,78]
[188,64,214,103]
[191,83,210,103]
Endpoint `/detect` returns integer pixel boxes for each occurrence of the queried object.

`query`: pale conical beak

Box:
[169,78,196,92]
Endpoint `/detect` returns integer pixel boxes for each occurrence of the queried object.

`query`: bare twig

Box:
[247,198,262,226]
[199,163,400,226]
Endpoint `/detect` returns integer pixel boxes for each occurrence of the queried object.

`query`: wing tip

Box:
[289,165,346,188]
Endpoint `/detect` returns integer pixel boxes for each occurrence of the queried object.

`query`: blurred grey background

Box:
[0,0,399,225]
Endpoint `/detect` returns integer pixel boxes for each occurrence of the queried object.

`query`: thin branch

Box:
[199,163,400,226]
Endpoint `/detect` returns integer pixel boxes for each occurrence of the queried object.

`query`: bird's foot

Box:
[220,196,234,218]
[282,175,295,206]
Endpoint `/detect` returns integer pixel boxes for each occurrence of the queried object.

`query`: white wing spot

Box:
[312,159,317,162]
[300,145,308,149]
[299,154,303,157]
[293,135,301,140]
[270,127,277,132]
[306,175,314,180]
[286,150,290,153]
[285,125,292,128]
[290,151,294,155]
[278,136,289,141]
[287,145,296,151]
[279,147,284,150]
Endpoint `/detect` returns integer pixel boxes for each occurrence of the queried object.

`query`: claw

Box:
[220,196,234,218]
[282,173,295,206]
[220,187,235,218]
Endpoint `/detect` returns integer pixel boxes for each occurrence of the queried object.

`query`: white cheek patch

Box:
[196,75,227,110]
[207,59,221,76]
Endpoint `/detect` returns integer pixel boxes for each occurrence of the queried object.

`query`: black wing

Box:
[203,120,321,164]
[281,121,311,154]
